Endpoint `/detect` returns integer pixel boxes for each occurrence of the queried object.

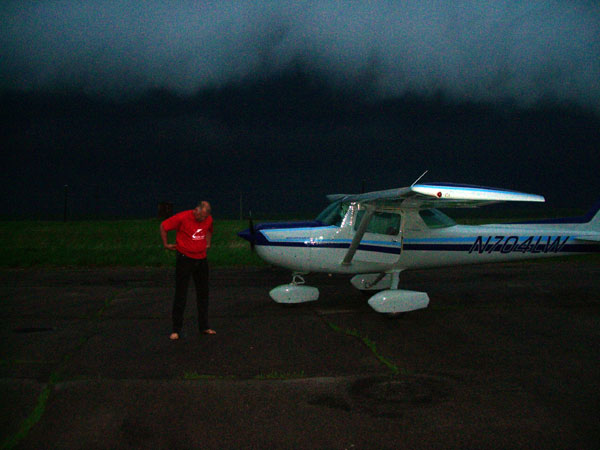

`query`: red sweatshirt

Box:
[161,210,213,259]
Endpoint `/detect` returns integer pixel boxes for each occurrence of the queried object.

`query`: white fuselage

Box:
[254,205,598,275]
[238,187,600,313]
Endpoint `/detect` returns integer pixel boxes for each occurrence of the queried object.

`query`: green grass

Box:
[0,219,265,267]
[1,289,121,450]
[1,383,53,450]
[183,372,237,380]
[1,216,598,267]
[182,371,306,380]
[326,321,402,376]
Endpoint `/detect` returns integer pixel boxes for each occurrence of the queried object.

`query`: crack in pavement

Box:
[1,288,131,450]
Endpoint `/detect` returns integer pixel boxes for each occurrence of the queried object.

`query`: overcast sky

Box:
[2,0,600,110]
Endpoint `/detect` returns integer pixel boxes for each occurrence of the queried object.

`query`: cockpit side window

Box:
[354,210,401,236]
[419,209,456,229]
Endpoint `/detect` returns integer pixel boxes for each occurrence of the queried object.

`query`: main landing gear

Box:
[268,271,429,314]
[269,273,319,304]
[351,271,430,313]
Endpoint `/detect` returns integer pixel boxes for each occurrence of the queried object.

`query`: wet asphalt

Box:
[1,260,599,449]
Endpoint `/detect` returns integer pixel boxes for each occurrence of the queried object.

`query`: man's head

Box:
[193,201,211,221]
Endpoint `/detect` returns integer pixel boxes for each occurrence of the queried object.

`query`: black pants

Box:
[172,252,209,333]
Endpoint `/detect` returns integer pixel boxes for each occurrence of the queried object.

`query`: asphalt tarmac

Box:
[1,260,599,449]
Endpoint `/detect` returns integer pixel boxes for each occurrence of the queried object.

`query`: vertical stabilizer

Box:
[581,200,600,230]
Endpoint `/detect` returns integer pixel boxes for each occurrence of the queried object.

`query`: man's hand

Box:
[160,224,176,251]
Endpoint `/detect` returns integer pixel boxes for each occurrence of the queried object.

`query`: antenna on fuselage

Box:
[411,170,428,187]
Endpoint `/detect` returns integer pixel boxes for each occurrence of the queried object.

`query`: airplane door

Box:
[353,210,402,265]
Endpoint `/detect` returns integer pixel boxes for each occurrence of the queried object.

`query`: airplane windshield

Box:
[315,200,346,226]
[419,209,456,228]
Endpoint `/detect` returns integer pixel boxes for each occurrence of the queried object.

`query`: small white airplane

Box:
[238,178,600,314]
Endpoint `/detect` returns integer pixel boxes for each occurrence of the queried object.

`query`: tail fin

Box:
[581,200,600,230]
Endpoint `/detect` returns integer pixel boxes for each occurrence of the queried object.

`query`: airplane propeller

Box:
[248,211,255,251]
[236,210,258,251]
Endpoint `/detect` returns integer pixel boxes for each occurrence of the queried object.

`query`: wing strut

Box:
[342,206,374,265]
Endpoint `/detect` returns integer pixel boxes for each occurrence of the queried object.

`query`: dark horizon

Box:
[2,74,599,220]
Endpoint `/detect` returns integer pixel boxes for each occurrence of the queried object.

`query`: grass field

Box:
[0,216,598,267]
[0,219,265,267]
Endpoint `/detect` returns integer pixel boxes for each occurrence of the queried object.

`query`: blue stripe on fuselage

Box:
[254,233,600,254]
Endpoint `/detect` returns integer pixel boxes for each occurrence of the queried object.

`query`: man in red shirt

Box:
[160,201,215,340]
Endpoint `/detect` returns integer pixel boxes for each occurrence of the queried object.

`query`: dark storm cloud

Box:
[1,0,599,109]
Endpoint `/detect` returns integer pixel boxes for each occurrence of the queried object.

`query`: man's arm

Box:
[206,232,212,250]
[160,223,177,251]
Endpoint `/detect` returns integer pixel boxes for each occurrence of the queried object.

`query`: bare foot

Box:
[169,332,180,340]
[203,329,216,335]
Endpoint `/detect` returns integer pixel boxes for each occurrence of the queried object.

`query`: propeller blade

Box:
[248,211,255,251]
[237,210,257,251]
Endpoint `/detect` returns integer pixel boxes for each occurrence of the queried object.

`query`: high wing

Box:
[329,182,545,211]
[334,183,545,265]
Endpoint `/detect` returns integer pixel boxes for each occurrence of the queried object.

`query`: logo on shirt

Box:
[192,229,205,240]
